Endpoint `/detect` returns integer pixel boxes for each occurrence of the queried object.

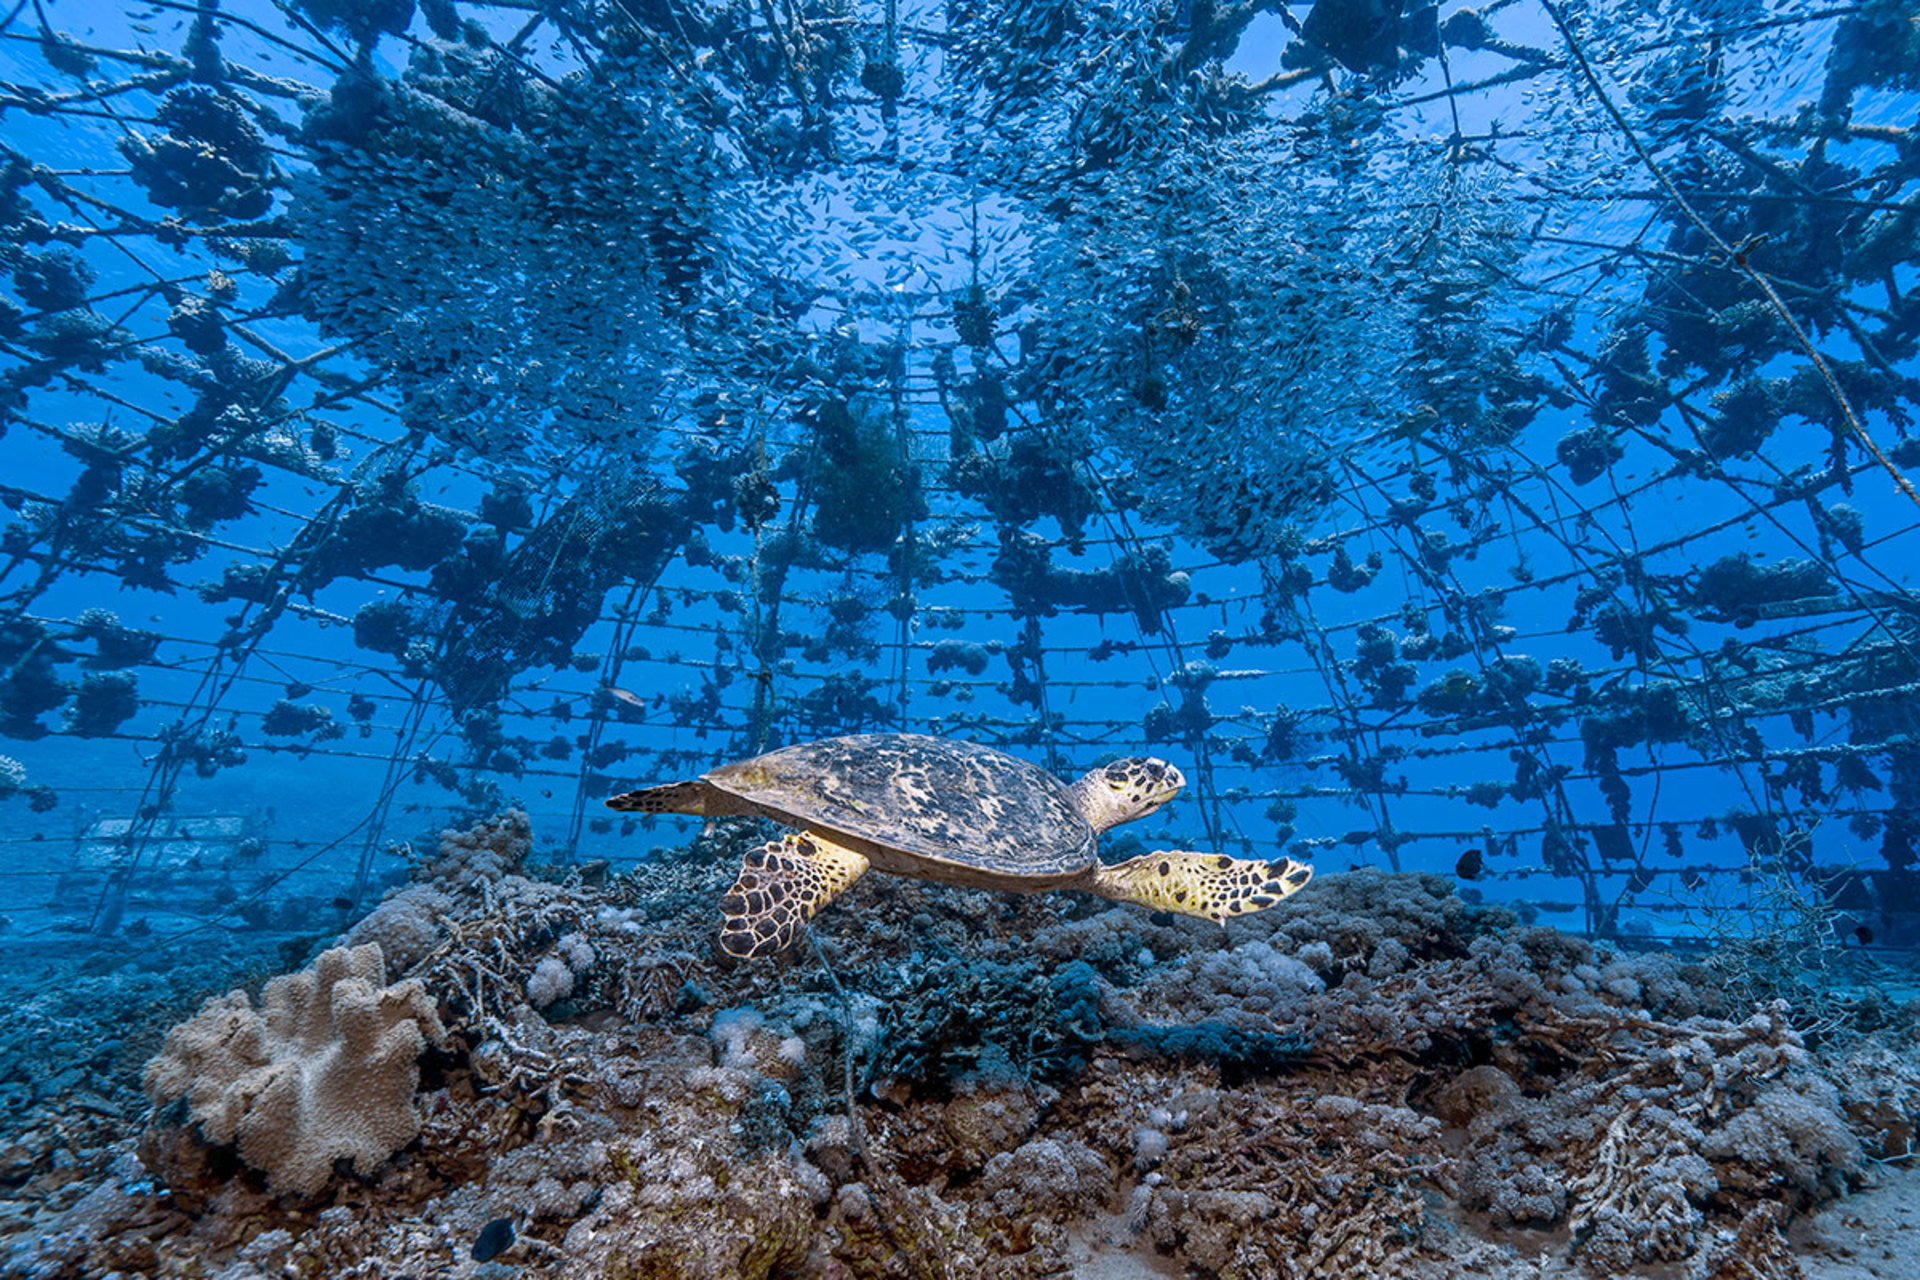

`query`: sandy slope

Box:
[1801,1164,1920,1280]
[1054,1167,1920,1280]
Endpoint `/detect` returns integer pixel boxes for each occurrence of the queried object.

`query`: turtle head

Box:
[1071,757,1185,834]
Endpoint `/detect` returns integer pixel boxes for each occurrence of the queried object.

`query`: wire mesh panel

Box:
[0,0,1915,949]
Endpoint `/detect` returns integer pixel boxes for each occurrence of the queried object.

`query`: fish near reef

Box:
[472,1217,514,1262]
[607,732,1314,959]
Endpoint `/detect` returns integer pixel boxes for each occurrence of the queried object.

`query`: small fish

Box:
[331,897,354,910]
[472,1217,515,1262]
[605,686,645,709]
[1454,848,1484,880]
[1854,925,1874,946]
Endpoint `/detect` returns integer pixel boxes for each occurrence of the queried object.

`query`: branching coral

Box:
[0,753,27,799]
[1703,1078,1863,1205]
[121,86,275,223]
[1568,1100,1717,1264]
[1116,1071,1443,1277]
[65,672,139,737]
[71,610,161,670]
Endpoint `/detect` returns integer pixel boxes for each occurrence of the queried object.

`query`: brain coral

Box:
[142,943,446,1195]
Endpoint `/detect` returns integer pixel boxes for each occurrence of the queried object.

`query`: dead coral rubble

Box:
[3,817,1917,1280]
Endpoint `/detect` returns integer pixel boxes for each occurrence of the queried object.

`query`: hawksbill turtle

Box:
[606,732,1313,959]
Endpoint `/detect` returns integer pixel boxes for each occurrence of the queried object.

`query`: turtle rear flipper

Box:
[1087,851,1312,924]
[606,780,720,814]
[720,831,871,959]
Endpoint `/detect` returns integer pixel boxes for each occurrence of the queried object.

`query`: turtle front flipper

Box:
[720,831,871,959]
[1086,851,1312,924]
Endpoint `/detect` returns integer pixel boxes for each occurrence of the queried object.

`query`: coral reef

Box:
[141,943,447,1195]
[417,807,533,888]
[2,830,1913,1280]
[1,0,1917,1098]
[342,884,457,973]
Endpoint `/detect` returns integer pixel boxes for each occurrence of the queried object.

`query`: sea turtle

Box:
[606,733,1313,959]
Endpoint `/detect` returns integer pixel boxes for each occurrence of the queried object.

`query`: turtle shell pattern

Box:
[705,733,1095,880]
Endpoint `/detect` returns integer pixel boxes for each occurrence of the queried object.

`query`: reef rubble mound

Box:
[2,812,1917,1280]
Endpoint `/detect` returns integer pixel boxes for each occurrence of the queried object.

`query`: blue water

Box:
[2,0,1915,950]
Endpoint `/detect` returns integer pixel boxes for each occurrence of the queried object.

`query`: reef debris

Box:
[6,813,1913,1279]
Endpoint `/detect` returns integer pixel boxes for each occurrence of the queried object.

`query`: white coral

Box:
[142,943,446,1195]
[1703,1081,1862,1196]
[419,809,531,888]
[1146,938,1325,1020]
[526,956,575,1007]
[558,931,597,973]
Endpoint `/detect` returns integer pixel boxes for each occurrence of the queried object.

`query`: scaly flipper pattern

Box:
[605,780,714,814]
[719,831,871,959]
[1088,851,1312,924]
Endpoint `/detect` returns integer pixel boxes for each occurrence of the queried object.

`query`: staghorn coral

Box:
[141,943,446,1195]
[1120,1072,1443,1277]
[1568,1101,1717,1264]
[412,873,600,1029]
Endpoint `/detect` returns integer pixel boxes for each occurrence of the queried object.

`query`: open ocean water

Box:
[0,0,1918,1274]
